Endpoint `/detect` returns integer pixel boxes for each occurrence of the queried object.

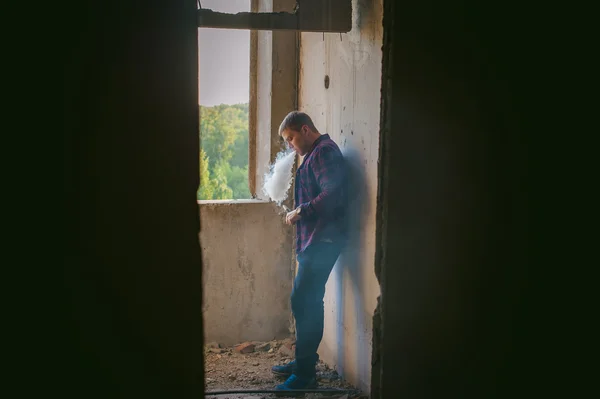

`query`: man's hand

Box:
[285,208,301,225]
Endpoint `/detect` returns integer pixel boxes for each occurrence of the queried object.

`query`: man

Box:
[272,111,348,391]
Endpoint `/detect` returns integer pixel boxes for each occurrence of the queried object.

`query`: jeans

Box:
[291,241,342,377]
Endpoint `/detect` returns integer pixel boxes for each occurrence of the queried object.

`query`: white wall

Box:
[299,0,383,392]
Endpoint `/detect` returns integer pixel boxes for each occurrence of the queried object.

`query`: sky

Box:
[199,0,251,106]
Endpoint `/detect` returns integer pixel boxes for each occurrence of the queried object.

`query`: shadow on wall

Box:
[356,0,374,28]
[333,145,371,381]
[355,0,381,40]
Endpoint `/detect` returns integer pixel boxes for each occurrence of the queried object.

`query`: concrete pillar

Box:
[252,0,298,199]
[374,1,530,398]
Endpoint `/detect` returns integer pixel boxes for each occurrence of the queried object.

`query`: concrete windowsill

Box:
[197,199,271,205]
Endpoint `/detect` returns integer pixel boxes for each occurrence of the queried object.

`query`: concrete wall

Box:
[200,200,294,345]
[298,0,383,392]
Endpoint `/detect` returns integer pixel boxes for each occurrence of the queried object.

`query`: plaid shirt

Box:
[294,134,347,254]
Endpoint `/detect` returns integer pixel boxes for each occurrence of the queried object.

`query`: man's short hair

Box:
[278,111,318,136]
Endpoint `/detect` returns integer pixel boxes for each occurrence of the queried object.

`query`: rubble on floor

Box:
[204,338,366,398]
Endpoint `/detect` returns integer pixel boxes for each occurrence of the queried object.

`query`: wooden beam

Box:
[198,10,298,31]
[197,8,351,32]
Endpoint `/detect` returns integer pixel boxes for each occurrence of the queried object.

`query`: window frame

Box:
[198,0,338,203]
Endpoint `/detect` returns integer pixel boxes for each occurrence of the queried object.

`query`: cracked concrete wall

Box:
[200,201,294,345]
[298,0,383,392]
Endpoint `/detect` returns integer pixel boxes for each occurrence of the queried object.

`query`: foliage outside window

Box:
[198,103,251,200]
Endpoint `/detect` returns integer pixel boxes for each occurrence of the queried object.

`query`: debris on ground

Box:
[255,342,271,352]
[234,342,256,354]
[204,338,362,398]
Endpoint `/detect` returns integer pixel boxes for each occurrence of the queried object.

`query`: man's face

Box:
[281,126,309,156]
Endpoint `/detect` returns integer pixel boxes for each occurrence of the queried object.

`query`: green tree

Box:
[198,103,250,200]
[211,159,234,200]
[197,149,215,200]
[215,161,251,200]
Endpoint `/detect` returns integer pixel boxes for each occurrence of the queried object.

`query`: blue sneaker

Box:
[275,373,318,393]
[271,360,297,378]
